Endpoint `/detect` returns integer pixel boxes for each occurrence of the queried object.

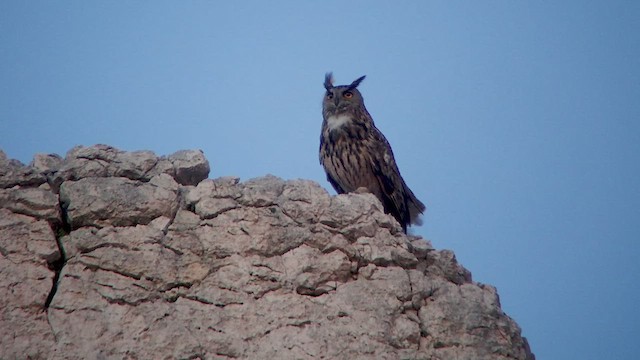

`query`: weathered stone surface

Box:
[50,144,210,190]
[168,149,210,186]
[0,145,535,360]
[417,281,532,359]
[30,153,63,174]
[59,174,179,229]
[0,209,59,359]
[0,187,61,225]
[0,150,47,188]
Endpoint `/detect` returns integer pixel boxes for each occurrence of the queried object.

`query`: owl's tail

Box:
[407,190,426,226]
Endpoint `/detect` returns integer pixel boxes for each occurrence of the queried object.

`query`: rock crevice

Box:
[0,145,534,360]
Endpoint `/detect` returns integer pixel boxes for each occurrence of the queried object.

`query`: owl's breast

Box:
[320,131,377,194]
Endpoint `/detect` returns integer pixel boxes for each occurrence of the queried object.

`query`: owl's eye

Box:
[343,91,353,99]
[326,92,333,99]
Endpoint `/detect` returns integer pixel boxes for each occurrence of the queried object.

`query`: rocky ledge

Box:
[0,144,534,359]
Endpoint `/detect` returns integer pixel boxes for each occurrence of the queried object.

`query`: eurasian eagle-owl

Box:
[319,73,425,233]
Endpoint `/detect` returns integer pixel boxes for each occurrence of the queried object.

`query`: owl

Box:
[319,73,425,233]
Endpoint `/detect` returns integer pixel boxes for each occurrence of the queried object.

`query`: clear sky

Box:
[2,1,639,359]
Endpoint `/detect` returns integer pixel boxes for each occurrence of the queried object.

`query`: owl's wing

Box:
[325,171,346,194]
[367,128,425,228]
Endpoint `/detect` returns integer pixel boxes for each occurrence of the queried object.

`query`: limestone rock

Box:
[0,150,47,188]
[168,149,211,186]
[0,210,59,359]
[0,187,61,225]
[59,175,179,229]
[0,145,534,360]
[50,144,210,190]
[30,153,63,174]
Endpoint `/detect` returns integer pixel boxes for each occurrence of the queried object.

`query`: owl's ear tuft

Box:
[324,72,334,91]
[347,75,366,91]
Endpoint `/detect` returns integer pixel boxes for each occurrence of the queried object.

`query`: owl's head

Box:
[322,73,366,116]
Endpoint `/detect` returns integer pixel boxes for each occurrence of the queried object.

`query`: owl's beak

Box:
[334,97,340,106]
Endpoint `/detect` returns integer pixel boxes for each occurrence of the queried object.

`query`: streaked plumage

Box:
[319,73,425,233]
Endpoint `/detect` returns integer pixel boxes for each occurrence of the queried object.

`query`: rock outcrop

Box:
[0,144,534,359]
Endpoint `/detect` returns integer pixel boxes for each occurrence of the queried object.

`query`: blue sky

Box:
[2,1,639,359]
